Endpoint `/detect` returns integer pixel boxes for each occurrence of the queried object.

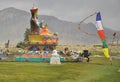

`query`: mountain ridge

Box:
[0,7,119,45]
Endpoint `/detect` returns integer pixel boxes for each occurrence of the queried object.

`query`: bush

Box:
[16,42,27,49]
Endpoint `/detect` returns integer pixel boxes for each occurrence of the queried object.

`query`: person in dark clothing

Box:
[82,50,90,62]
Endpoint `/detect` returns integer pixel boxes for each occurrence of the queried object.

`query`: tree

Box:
[24,28,31,41]
[16,28,31,48]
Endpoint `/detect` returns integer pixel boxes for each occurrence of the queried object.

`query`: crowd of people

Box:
[50,48,91,64]
[0,48,10,60]
[0,48,9,56]
[0,46,91,63]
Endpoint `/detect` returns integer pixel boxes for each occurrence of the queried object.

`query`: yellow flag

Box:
[103,48,110,58]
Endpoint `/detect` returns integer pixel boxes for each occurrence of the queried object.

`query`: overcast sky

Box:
[0,0,120,30]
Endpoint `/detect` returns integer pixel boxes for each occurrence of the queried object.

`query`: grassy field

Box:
[0,57,120,82]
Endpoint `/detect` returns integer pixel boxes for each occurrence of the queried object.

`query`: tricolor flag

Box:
[96,12,110,58]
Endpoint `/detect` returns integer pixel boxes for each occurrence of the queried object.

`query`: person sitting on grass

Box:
[81,50,91,62]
